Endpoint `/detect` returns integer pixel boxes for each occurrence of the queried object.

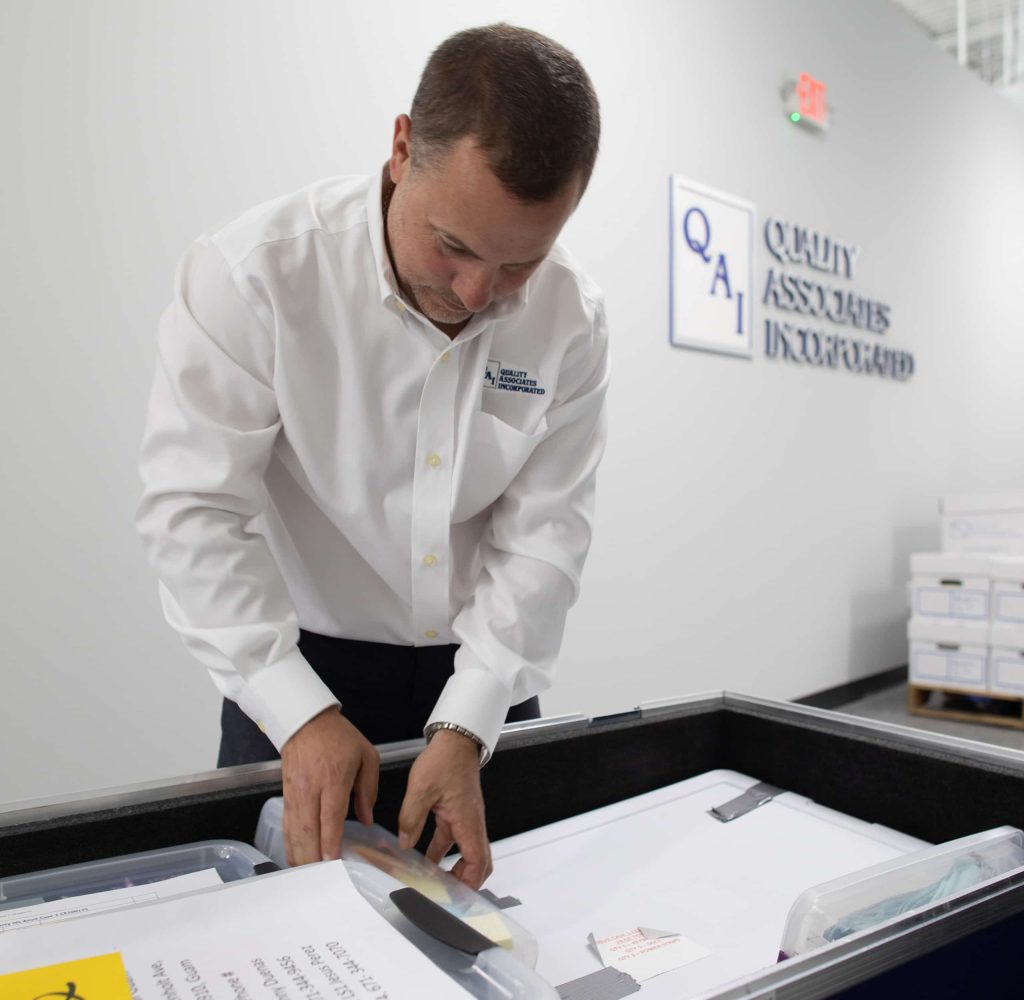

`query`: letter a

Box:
[709,253,733,299]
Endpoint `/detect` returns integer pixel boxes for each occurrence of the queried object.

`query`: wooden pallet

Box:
[908,683,1024,731]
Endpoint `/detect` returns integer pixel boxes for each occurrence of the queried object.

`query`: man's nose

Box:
[452,263,495,313]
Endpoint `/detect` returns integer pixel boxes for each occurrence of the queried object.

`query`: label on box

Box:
[995,590,1024,624]
[914,587,988,620]
[911,648,986,686]
[991,654,1024,693]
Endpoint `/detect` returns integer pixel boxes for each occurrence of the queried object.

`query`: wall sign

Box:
[669,178,915,381]
[762,217,914,381]
[669,175,754,358]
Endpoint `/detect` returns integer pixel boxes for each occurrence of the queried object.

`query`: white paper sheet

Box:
[482,770,928,998]
[1,860,472,999]
[0,868,224,933]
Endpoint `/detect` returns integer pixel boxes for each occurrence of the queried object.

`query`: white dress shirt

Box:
[137,170,608,757]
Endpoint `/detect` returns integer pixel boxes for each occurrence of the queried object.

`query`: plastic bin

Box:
[0,840,272,910]
[255,797,552,998]
[779,826,1024,960]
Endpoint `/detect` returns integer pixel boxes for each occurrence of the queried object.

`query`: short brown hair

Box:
[410,24,600,203]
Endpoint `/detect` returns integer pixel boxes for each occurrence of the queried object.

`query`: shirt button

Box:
[424,629,439,639]
[422,554,438,567]
[256,720,266,734]
[440,352,451,364]
[427,452,442,468]
[396,300,406,312]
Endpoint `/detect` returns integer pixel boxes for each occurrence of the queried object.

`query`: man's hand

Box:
[280,707,380,866]
[397,730,492,890]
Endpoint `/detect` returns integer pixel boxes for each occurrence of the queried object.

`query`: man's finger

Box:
[397,788,431,851]
[446,815,492,889]
[451,850,493,891]
[284,781,321,867]
[353,746,380,827]
[319,781,349,861]
[425,818,455,865]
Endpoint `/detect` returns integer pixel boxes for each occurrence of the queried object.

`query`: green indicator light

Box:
[790,112,801,122]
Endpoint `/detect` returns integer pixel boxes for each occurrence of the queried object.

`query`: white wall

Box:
[1,0,1021,805]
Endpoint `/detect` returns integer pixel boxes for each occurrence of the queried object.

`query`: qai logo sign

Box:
[669,175,754,358]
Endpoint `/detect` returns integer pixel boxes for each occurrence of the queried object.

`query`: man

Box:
[137,24,607,890]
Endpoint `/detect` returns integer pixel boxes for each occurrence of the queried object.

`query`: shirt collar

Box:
[364,165,531,324]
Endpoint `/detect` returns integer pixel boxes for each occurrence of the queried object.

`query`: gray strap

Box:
[479,888,522,909]
[556,967,641,1000]
[709,781,784,822]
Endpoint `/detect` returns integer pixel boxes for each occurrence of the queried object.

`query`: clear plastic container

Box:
[340,820,539,968]
[254,798,552,997]
[0,840,272,910]
[254,794,288,867]
[346,860,558,999]
[779,826,1024,960]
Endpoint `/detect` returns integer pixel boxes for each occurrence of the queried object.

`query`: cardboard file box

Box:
[908,619,988,690]
[941,492,1024,555]
[992,556,1024,627]
[909,553,991,622]
[988,626,1024,697]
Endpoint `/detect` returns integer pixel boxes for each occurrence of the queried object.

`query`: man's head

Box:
[385,24,600,331]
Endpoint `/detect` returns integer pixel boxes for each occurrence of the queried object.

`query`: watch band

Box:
[424,721,490,766]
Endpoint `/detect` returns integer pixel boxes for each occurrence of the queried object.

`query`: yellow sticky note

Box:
[463,911,514,949]
[0,952,133,1000]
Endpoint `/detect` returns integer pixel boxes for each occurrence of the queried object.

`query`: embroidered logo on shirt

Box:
[483,359,547,395]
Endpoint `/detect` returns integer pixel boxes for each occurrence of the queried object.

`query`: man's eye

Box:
[440,239,466,255]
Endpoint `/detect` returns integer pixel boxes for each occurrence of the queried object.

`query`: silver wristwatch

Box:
[424,721,490,766]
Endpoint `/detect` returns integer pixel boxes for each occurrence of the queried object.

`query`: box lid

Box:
[908,619,988,644]
[991,556,1024,582]
[941,493,1024,515]
[910,552,992,577]
[989,625,1024,651]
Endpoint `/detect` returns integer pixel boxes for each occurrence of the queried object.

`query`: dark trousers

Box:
[217,630,540,767]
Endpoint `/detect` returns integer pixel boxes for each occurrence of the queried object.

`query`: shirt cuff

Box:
[425,657,513,760]
[235,650,340,752]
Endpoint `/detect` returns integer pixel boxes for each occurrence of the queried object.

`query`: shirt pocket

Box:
[452,410,549,523]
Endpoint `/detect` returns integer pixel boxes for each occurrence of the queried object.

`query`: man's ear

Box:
[389,114,413,185]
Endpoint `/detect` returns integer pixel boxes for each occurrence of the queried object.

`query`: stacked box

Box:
[908,553,991,691]
[988,557,1024,697]
[940,493,1024,554]
[907,553,1024,696]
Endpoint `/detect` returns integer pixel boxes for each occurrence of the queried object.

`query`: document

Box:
[1,861,472,999]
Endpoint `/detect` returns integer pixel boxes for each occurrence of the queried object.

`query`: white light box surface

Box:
[484,770,928,997]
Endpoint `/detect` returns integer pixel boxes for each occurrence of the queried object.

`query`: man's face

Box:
[386,116,580,330]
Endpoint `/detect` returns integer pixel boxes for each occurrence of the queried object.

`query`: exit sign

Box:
[784,72,829,131]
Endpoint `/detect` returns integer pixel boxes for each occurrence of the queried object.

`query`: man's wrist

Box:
[424,721,490,766]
